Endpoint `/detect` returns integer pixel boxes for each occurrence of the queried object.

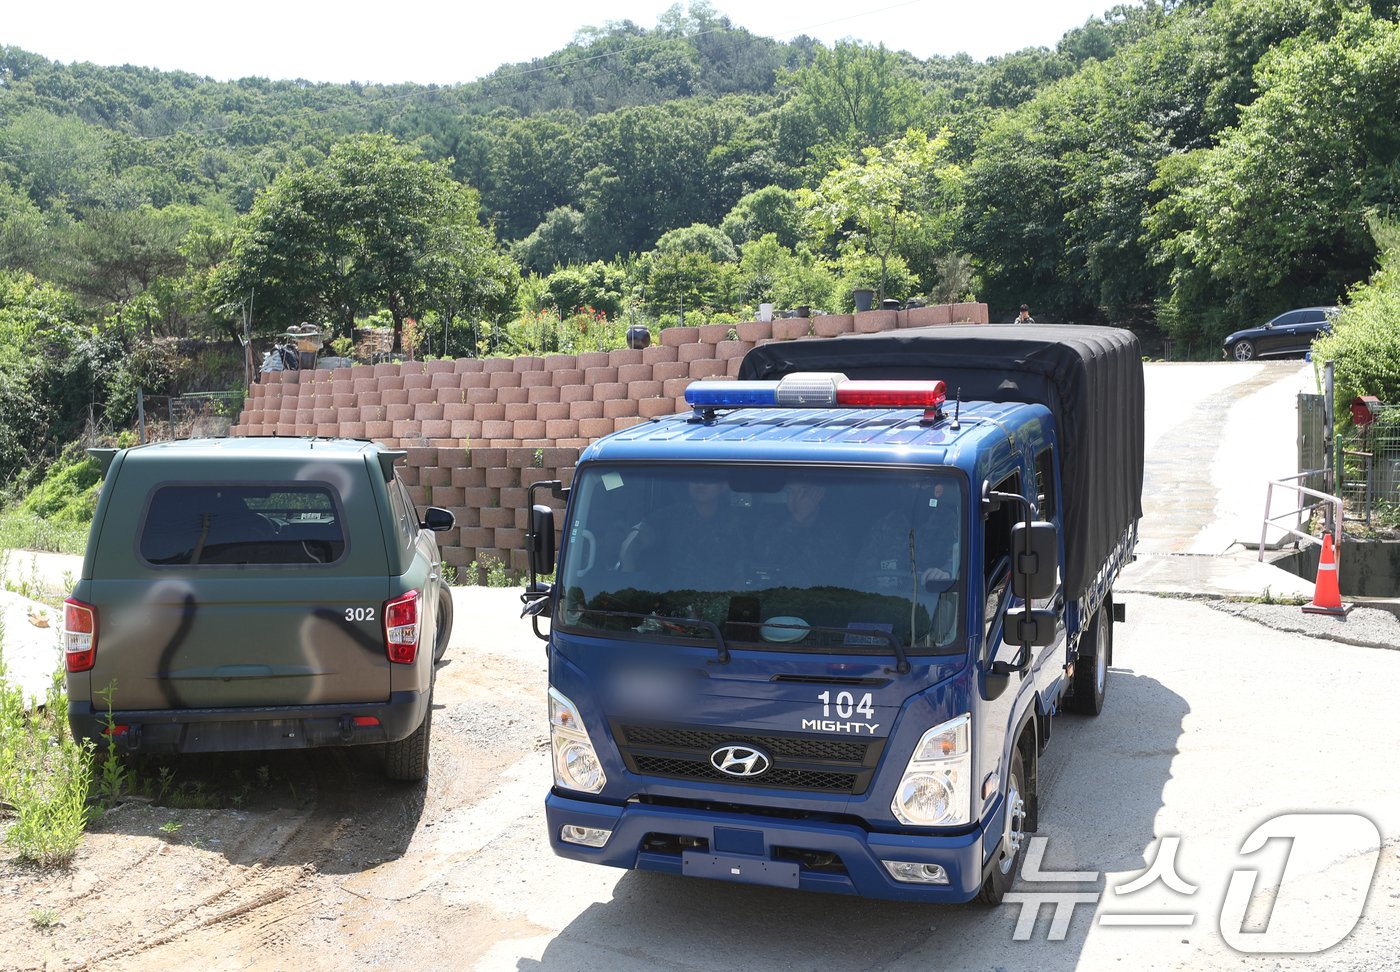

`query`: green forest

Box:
[3,0,1400,497]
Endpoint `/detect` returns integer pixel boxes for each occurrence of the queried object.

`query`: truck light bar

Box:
[685,373,947,412]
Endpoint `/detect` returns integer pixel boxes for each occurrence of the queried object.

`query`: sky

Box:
[2,0,1119,86]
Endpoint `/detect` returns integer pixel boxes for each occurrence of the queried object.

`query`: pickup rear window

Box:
[139,484,346,566]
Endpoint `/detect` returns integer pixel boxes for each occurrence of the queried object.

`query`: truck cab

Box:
[525,326,1142,903]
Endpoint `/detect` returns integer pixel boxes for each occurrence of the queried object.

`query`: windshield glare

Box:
[557,464,965,655]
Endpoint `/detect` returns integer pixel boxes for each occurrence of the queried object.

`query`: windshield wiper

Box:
[568,607,731,664]
[567,609,911,674]
[772,622,911,675]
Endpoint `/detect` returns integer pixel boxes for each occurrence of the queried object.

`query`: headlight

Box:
[891,713,971,826]
[549,686,607,793]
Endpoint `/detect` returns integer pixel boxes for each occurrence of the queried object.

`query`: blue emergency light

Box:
[684,373,947,412]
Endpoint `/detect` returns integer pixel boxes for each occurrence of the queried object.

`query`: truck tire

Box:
[976,749,1028,905]
[1066,594,1113,716]
[432,586,454,663]
[384,699,432,781]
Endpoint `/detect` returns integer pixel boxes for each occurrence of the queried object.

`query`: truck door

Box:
[1029,445,1067,697]
[977,471,1021,793]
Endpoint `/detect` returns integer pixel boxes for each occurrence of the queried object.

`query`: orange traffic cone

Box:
[1302,532,1350,616]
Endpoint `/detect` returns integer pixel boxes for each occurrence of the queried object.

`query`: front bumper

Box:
[68,688,430,754]
[546,790,997,903]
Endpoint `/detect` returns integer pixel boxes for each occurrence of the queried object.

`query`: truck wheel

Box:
[432,587,454,663]
[976,749,1028,905]
[384,700,432,782]
[1066,596,1112,716]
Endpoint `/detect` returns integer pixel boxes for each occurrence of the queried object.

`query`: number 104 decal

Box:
[804,691,880,734]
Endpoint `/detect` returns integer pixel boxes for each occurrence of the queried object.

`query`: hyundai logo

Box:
[710,744,772,778]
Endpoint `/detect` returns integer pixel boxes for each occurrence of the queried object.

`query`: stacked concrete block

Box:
[231,303,986,572]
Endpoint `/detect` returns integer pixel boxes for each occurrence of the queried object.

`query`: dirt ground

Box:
[0,608,550,972]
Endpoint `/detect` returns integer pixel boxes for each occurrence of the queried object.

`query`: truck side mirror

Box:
[1003,607,1058,648]
[1011,521,1057,601]
[422,507,455,532]
[529,504,556,576]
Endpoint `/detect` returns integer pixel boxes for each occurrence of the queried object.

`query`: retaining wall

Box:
[231,304,988,579]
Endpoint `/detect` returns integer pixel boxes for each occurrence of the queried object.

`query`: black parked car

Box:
[1222,306,1339,361]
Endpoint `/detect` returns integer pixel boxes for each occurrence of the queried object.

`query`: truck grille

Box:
[614,723,886,795]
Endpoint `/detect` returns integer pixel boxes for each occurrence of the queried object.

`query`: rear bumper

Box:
[545,791,997,903]
[68,689,429,754]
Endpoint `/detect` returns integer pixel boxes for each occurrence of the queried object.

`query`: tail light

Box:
[383,590,421,664]
[64,597,98,673]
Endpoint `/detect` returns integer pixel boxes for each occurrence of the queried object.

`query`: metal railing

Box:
[1259,471,1345,561]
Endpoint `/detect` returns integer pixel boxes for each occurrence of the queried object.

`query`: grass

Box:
[29,907,59,930]
[0,634,93,867]
[0,509,89,557]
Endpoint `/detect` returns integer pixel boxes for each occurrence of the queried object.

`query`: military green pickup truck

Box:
[63,437,454,781]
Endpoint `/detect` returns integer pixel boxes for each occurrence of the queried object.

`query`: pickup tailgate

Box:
[86,574,391,709]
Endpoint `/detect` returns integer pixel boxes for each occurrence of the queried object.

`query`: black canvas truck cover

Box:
[739,324,1144,601]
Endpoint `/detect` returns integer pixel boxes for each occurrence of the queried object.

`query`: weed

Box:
[29,908,59,930]
[441,563,458,586]
[94,681,127,807]
[159,820,183,836]
[467,554,514,588]
[533,448,544,468]
[0,628,93,867]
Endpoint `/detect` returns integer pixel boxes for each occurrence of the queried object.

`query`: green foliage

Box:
[16,448,101,527]
[468,554,515,587]
[0,649,93,867]
[1149,12,1400,340]
[720,186,802,249]
[802,130,963,303]
[93,682,127,806]
[1312,219,1400,418]
[777,42,922,173]
[540,261,626,318]
[653,223,739,263]
[215,133,520,351]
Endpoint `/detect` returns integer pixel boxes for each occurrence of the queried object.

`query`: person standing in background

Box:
[1015,304,1035,324]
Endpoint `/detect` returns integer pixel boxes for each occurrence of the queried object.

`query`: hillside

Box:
[1,0,1399,492]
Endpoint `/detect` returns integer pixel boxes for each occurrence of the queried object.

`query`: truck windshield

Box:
[556,464,965,655]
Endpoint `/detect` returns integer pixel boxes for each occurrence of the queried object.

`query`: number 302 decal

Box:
[345,607,376,622]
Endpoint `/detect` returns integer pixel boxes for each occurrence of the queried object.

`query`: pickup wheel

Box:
[1065,595,1112,716]
[432,586,454,663]
[975,748,1028,905]
[383,699,432,782]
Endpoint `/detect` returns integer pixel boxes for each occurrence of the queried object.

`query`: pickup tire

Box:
[384,699,432,781]
[976,748,1028,905]
[432,586,454,663]
[1065,594,1113,716]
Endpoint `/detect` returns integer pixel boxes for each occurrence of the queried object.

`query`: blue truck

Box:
[521,324,1144,903]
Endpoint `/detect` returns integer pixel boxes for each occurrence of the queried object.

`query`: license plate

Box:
[681,851,800,889]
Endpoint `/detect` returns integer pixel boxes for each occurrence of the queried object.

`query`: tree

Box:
[720,186,801,249]
[216,133,517,352]
[802,130,962,302]
[653,223,738,263]
[1148,12,1400,341]
[515,207,588,273]
[67,205,189,335]
[784,41,924,158]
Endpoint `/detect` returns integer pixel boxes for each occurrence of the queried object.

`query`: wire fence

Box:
[136,391,242,444]
[1339,402,1400,526]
